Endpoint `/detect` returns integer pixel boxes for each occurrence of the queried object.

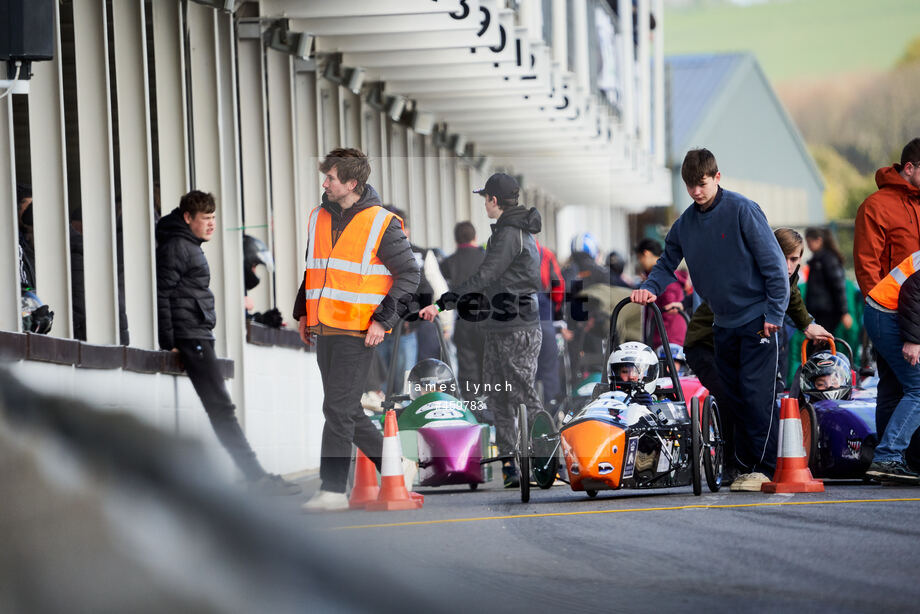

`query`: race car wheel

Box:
[517,404,530,503]
[469,482,479,491]
[690,397,702,496]
[702,396,724,492]
[586,489,598,498]
[799,401,819,473]
[530,409,559,490]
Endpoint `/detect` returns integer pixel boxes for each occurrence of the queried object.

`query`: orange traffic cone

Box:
[366,409,424,511]
[762,397,824,493]
[348,449,380,509]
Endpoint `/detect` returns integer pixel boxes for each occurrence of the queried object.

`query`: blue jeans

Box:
[863,306,920,463]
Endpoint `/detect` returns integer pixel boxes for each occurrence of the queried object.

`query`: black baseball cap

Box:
[473,173,519,201]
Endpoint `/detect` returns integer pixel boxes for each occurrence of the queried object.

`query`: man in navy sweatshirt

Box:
[631,149,789,491]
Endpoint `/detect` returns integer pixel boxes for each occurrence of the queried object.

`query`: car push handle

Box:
[800,337,836,365]
[609,297,685,405]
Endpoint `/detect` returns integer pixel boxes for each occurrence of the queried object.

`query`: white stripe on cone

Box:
[381,436,402,476]
[779,418,806,458]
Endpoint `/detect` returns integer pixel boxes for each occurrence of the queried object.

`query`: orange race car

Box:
[515,299,724,502]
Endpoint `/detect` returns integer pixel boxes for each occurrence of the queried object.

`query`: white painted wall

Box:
[4,342,326,480]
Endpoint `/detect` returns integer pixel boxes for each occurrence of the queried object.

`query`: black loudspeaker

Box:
[0,0,54,62]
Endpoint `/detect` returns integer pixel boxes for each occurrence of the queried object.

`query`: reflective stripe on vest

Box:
[303,205,398,330]
[868,250,920,310]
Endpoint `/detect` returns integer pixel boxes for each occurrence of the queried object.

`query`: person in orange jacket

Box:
[854,138,920,457]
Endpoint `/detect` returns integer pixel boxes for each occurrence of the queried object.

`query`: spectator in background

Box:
[634,238,687,348]
[535,241,564,409]
[607,250,633,288]
[563,232,609,289]
[440,221,487,402]
[158,190,299,497]
[864,254,920,482]
[804,227,851,334]
[855,138,920,471]
[419,173,544,489]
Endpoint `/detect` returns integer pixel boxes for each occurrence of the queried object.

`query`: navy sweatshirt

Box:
[640,188,789,328]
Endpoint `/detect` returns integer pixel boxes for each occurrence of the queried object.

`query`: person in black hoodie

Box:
[420,173,544,488]
[157,190,299,497]
[804,227,851,334]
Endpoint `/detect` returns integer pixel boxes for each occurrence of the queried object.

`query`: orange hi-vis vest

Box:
[304,205,398,331]
[868,250,920,310]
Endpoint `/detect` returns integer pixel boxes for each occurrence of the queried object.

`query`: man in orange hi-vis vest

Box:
[293,148,420,511]
[864,250,920,484]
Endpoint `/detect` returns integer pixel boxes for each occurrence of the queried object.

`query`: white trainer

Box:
[729,472,771,492]
[402,457,418,492]
[301,489,349,512]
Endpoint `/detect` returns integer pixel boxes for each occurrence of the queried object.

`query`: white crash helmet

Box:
[608,342,659,395]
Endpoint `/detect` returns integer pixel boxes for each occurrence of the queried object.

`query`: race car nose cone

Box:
[598,463,615,475]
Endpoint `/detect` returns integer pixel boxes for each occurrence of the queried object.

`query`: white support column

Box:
[0,93,18,331]
[28,2,72,339]
[214,10,247,420]
[237,35,272,312]
[360,101,387,203]
[72,0,119,345]
[572,0,590,93]
[265,49,298,327]
[112,0,156,349]
[340,88,361,150]
[294,68,319,265]
[653,0,666,167]
[618,0,636,141]
[388,121,409,217]
[439,151,456,250]
[151,0,190,216]
[454,161,471,227]
[316,73,341,157]
[551,0,568,72]
[637,0,651,154]
[407,131,426,245]
[186,3,239,359]
[423,136,440,249]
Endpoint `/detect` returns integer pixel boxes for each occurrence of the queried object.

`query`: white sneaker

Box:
[402,457,418,492]
[729,472,771,492]
[301,489,349,512]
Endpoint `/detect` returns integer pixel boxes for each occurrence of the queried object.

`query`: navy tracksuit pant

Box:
[713,317,780,476]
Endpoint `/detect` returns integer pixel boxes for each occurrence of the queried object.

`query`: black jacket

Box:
[805,249,847,319]
[440,245,487,290]
[899,270,920,345]
[291,185,420,330]
[436,206,542,331]
[155,208,216,349]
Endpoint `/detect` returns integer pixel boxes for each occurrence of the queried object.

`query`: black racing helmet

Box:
[800,352,852,401]
[243,234,274,290]
[407,358,458,400]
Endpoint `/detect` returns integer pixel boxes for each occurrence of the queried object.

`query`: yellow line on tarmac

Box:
[332,497,920,531]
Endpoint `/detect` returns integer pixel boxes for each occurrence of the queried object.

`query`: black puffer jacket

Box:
[292,185,420,331]
[899,270,920,344]
[806,248,847,319]
[156,208,216,349]
[436,206,542,331]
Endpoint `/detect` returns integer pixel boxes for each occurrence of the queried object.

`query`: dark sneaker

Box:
[866,461,920,484]
[250,473,303,496]
[502,463,520,489]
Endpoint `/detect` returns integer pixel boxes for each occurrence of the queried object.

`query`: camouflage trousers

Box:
[482,327,544,455]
